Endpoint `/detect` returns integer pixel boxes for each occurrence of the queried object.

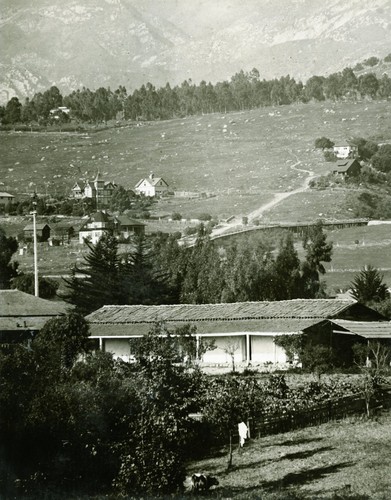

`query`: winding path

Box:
[210,158,316,238]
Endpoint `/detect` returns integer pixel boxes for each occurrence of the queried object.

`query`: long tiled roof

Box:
[86,299,357,325]
[331,319,391,339]
[0,290,69,317]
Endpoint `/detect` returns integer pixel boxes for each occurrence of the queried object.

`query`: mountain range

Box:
[1,0,391,103]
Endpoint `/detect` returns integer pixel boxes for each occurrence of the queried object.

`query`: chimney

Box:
[149,172,154,180]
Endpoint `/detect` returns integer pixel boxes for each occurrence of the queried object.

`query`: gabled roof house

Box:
[86,299,390,365]
[79,211,146,244]
[135,173,169,197]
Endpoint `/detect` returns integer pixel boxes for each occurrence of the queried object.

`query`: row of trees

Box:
[63,223,333,314]
[2,61,391,125]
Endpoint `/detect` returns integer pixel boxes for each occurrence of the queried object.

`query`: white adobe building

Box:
[86,299,390,365]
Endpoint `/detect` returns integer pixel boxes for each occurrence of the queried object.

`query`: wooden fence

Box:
[249,389,390,438]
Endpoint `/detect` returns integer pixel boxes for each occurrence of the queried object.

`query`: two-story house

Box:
[71,172,117,207]
[135,173,169,197]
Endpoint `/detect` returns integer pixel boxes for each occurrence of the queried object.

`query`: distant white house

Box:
[49,106,71,119]
[333,144,358,159]
[135,173,169,197]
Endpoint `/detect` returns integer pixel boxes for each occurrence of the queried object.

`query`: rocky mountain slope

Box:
[1,0,391,102]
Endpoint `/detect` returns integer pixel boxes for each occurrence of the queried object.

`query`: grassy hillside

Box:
[187,411,391,499]
[1,99,391,220]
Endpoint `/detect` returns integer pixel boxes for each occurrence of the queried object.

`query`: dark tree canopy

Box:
[350,265,390,304]
[11,273,59,299]
[0,227,19,289]
[63,233,173,314]
[314,137,335,150]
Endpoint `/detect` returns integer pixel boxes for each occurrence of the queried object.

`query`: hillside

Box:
[1,0,391,101]
[1,99,391,221]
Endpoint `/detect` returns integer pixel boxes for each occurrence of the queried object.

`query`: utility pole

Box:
[30,202,39,297]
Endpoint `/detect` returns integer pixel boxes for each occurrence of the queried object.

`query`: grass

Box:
[185,411,391,499]
[2,99,391,221]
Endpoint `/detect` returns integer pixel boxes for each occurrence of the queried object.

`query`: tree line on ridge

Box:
[2,54,391,125]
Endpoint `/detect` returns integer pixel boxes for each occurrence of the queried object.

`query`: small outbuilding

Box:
[0,192,14,209]
[113,215,145,239]
[23,223,51,242]
[331,159,361,177]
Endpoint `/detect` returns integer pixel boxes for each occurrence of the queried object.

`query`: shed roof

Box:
[0,192,14,198]
[0,290,68,317]
[333,159,360,173]
[114,215,146,227]
[86,299,357,325]
[330,319,391,339]
[23,223,50,231]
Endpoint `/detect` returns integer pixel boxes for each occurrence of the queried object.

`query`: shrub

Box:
[171,212,182,221]
[353,63,364,72]
[324,151,337,162]
[315,136,335,150]
[363,56,380,67]
[198,212,212,221]
[183,226,198,236]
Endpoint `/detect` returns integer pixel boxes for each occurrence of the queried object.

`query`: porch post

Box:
[246,334,250,365]
[99,337,103,351]
[196,335,200,361]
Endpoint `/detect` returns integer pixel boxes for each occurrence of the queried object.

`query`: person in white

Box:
[238,421,248,447]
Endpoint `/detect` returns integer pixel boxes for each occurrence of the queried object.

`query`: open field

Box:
[2,99,391,221]
[186,411,391,499]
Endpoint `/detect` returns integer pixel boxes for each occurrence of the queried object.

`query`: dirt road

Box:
[210,159,315,238]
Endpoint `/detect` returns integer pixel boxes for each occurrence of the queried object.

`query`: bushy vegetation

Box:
[11,273,59,299]
[152,223,332,305]
[0,317,207,497]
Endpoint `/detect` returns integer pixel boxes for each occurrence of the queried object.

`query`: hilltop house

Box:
[331,159,361,177]
[71,172,117,207]
[23,223,51,242]
[86,299,390,366]
[0,290,68,349]
[135,173,169,197]
[333,144,358,159]
[78,210,145,244]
